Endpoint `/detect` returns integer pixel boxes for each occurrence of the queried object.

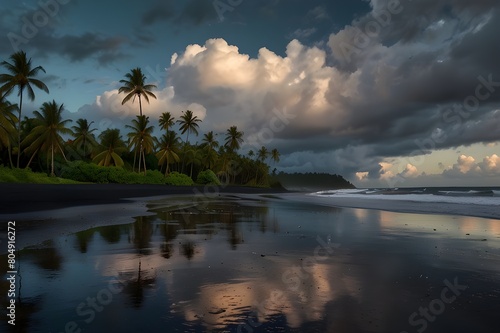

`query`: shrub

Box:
[0,165,80,184]
[62,161,110,183]
[165,172,194,186]
[196,169,220,185]
[143,170,167,184]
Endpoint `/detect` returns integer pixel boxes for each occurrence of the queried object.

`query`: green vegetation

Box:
[273,172,356,190]
[0,165,80,184]
[0,51,350,188]
[196,169,221,185]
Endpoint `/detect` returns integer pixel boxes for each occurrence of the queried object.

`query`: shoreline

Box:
[273,192,500,220]
[1,183,499,221]
[1,184,499,252]
[0,183,288,214]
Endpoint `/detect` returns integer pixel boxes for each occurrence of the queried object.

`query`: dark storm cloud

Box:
[0,2,130,66]
[323,0,500,161]
[139,0,218,27]
[141,1,175,26]
[56,33,126,63]
[176,0,218,25]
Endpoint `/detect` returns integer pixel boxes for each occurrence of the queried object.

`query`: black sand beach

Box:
[1,185,499,333]
[0,183,288,214]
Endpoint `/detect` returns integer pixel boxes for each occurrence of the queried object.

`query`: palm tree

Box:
[93,129,127,167]
[156,131,180,175]
[71,118,97,160]
[271,148,280,164]
[257,146,269,162]
[159,112,175,134]
[202,131,219,151]
[177,110,201,144]
[23,101,72,176]
[184,148,202,178]
[0,51,49,168]
[0,96,18,167]
[201,131,219,170]
[118,68,157,117]
[255,146,270,183]
[126,115,155,173]
[224,126,244,153]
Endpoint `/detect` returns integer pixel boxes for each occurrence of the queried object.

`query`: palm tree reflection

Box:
[121,260,156,308]
[130,216,154,255]
[181,241,196,260]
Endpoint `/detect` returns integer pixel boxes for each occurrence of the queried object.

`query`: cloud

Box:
[306,6,330,21]
[141,1,175,25]
[400,164,419,178]
[442,154,500,178]
[479,154,500,175]
[177,0,218,25]
[140,0,218,27]
[289,28,317,40]
[18,0,497,186]
[71,86,207,135]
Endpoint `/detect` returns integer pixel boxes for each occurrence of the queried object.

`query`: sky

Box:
[0,0,499,187]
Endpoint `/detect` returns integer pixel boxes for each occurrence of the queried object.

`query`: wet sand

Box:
[1,186,499,332]
[0,183,287,214]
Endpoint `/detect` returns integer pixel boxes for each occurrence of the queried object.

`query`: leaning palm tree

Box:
[23,101,72,176]
[0,96,18,167]
[224,126,244,153]
[159,112,175,134]
[93,129,127,167]
[71,118,97,160]
[0,51,49,168]
[118,68,157,117]
[126,115,155,173]
[156,131,180,175]
[177,110,201,144]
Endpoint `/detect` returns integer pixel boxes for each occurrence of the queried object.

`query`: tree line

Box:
[0,51,280,185]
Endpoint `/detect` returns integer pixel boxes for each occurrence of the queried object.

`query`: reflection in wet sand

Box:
[1,195,499,332]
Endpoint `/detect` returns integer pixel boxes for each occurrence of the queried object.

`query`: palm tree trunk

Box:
[83,137,87,159]
[138,148,142,173]
[26,148,40,169]
[17,90,23,168]
[142,149,147,173]
[8,144,13,168]
[132,149,137,172]
[51,144,55,177]
[139,94,143,117]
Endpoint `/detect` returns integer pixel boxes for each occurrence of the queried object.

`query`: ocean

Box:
[312,187,500,206]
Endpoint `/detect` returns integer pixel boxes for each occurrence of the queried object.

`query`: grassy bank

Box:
[0,162,220,186]
[0,166,82,184]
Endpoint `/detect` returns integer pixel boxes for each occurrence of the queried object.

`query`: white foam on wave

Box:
[311,191,500,206]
